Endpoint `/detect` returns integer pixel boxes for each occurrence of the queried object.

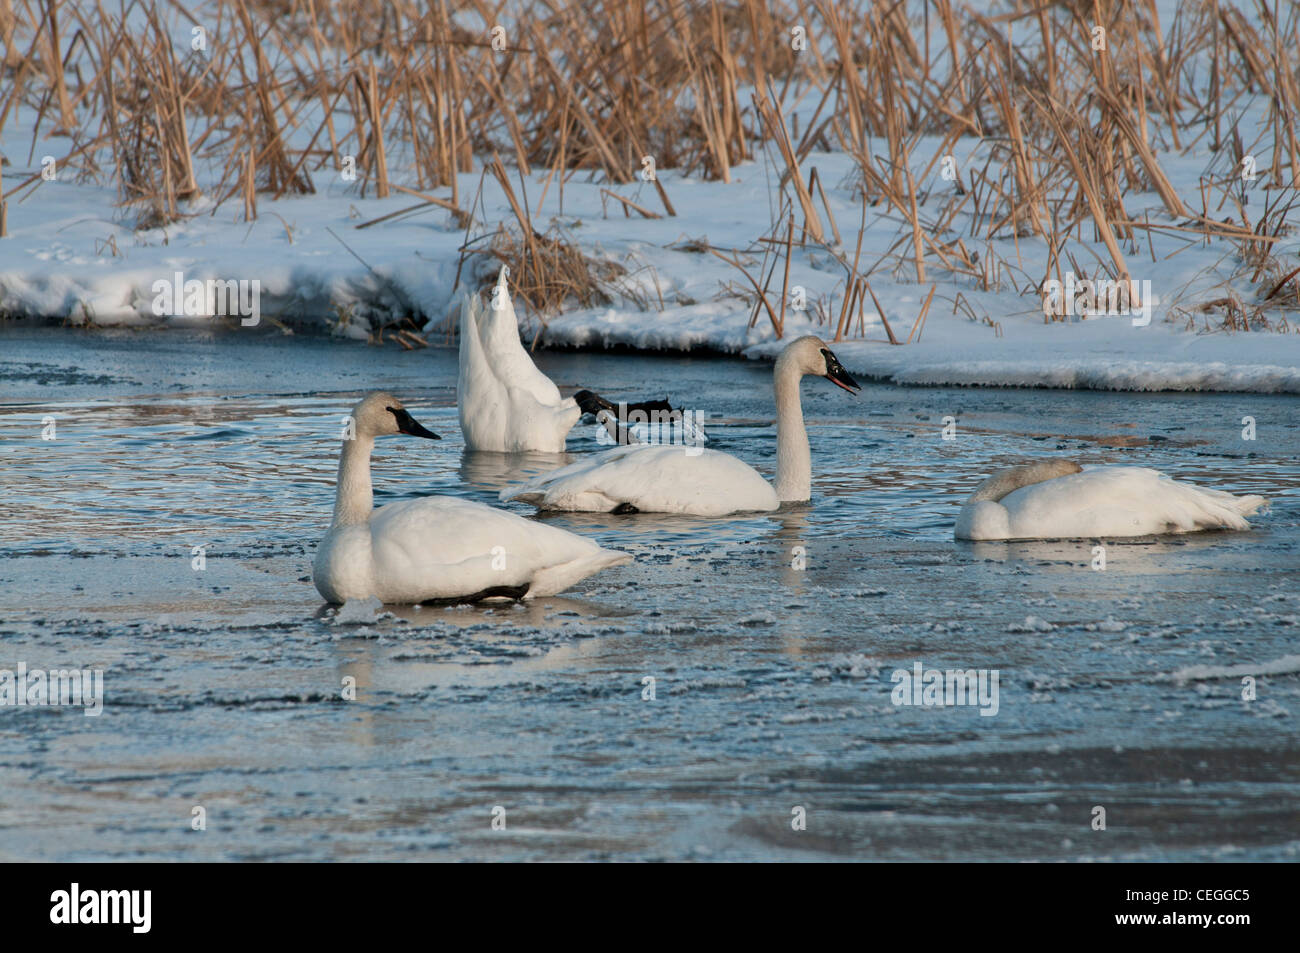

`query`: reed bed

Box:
[1,0,1297,333]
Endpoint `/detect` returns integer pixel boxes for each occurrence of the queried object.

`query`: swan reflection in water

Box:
[459,449,576,494]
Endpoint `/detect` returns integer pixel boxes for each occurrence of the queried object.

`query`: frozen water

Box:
[0,328,1297,861]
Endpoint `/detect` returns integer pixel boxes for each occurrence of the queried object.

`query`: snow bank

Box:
[3,126,1299,395]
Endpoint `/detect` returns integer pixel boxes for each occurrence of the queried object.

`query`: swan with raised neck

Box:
[330,392,439,528]
[772,336,857,500]
[313,391,630,604]
[498,336,860,516]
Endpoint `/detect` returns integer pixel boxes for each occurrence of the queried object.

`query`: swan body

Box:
[313,392,630,603]
[501,443,780,516]
[499,336,859,515]
[458,268,580,453]
[954,460,1268,540]
[457,266,691,452]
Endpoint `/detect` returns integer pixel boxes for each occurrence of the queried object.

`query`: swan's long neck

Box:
[772,355,810,502]
[331,433,375,527]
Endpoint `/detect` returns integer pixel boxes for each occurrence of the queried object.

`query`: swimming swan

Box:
[458,266,680,452]
[498,336,860,515]
[954,459,1268,540]
[313,392,631,603]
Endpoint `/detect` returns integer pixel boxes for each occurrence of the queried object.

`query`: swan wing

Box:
[367,496,629,601]
[500,445,779,515]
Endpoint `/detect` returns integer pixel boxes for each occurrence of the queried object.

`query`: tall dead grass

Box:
[1,0,1297,332]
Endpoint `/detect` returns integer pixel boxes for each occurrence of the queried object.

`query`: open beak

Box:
[392,408,440,439]
[826,361,861,395]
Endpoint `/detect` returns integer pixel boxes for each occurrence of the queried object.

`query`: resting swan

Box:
[312,392,630,603]
[954,459,1268,541]
[498,336,860,515]
[458,266,681,452]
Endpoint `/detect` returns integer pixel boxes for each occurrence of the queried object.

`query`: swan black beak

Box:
[389,407,441,439]
[821,350,861,394]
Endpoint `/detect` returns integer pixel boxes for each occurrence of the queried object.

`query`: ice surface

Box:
[1,333,1297,861]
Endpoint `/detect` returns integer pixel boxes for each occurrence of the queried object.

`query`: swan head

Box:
[349,391,441,440]
[780,336,861,394]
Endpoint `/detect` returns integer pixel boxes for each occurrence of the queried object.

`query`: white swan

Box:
[954,459,1268,540]
[498,336,860,515]
[458,266,685,452]
[312,392,630,603]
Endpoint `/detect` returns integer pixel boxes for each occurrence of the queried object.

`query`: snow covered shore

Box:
[4,154,1299,395]
[4,54,1300,399]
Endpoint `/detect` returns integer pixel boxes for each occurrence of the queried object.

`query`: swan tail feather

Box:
[1231,493,1268,517]
[526,549,631,598]
[1179,487,1267,531]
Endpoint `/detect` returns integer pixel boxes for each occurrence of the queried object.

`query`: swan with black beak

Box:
[313,392,630,603]
[498,336,860,515]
